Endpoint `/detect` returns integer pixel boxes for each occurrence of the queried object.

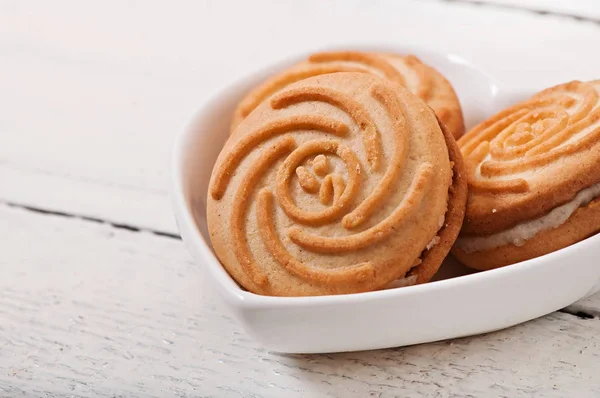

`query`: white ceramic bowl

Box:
[170,45,600,354]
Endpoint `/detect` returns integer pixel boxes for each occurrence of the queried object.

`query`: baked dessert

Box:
[231,51,465,139]
[207,72,467,296]
[453,80,600,270]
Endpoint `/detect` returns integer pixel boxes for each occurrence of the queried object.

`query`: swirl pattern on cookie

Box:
[231,51,465,139]
[460,81,600,196]
[208,73,454,296]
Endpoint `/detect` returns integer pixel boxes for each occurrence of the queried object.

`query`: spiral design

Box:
[231,51,465,139]
[209,79,441,292]
[460,81,600,194]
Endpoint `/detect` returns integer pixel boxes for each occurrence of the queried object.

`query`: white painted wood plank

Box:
[1,205,600,397]
[2,1,600,232]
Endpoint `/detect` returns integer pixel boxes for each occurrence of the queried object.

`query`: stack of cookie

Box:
[206,51,600,296]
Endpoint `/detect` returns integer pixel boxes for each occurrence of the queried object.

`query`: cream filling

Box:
[386,274,418,289]
[456,180,600,253]
[426,235,441,251]
[386,215,446,289]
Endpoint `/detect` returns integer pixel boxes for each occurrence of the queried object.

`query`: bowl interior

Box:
[174,45,531,296]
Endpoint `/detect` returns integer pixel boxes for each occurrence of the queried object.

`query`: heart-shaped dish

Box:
[171,45,600,354]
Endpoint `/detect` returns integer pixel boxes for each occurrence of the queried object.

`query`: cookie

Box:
[207,72,467,296]
[453,80,600,270]
[231,51,465,139]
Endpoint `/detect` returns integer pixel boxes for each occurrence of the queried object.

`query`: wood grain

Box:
[1,205,600,397]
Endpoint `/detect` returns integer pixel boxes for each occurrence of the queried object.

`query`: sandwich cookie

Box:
[208,72,467,296]
[231,51,465,139]
[453,80,600,270]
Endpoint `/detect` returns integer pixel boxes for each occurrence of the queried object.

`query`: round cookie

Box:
[231,51,465,139]
[207,72,467,296]
[453,80,600,270]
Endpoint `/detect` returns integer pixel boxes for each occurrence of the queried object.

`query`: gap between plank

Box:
[439,0,600,24]
[1,200,181,240]
[559,307,596,320]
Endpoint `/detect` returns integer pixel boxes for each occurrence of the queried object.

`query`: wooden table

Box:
[2,1,600,396]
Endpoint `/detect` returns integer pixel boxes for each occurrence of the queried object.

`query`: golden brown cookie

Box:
[453,80,600,270]
[207,72,467,296]
[231,51,465,139]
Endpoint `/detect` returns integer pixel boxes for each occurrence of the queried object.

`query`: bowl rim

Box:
[169,43,600,308]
